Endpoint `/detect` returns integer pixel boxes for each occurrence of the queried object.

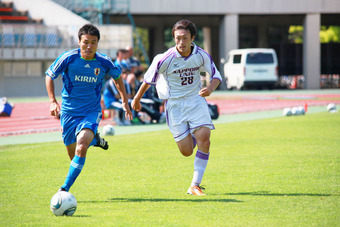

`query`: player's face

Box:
[174,29,195,57]
[79,34,98,60]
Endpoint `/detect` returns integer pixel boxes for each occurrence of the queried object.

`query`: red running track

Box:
[1,93,340,137]
[207,93,340,115]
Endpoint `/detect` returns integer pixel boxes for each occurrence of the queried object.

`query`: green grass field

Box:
[0,112,339,226]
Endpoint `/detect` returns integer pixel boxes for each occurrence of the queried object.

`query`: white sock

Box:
[191,149,209,187]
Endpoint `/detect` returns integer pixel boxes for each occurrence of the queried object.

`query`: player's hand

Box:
[122,102,133,121]
[49,101,60,116]
[199,87,213,97]
[131,98,142,111]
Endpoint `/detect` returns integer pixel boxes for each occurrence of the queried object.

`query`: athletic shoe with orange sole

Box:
[187,185,206,196]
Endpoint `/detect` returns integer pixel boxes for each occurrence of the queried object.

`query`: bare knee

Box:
[75,143,88,157]
[177,138,194,157]
[199,138,210,150]
[180,148,193,157]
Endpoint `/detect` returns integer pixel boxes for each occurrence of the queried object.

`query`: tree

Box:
[288,25,340,43]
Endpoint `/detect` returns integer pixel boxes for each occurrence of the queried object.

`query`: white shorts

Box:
[165,95,215,142]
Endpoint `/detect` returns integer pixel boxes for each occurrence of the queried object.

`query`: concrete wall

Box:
[0,75,63,97]
[129,0,340,14]
[123,0,340,89]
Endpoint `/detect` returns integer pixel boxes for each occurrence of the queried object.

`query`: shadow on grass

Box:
[72,215,91,218]
[78,197,243,204]
[220,191,335,197]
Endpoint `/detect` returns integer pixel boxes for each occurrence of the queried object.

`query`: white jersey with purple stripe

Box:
[144,43,222,99]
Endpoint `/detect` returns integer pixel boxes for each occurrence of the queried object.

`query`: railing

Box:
[51,0,130,24]
[51,0,129,12]
[0,24,77,48]
[0,23,132,49]
[0,24,133,60]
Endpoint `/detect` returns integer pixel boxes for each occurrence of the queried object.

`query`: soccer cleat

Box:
[58,187,67,192]
[187,185,206,196]
[94,133,109,150]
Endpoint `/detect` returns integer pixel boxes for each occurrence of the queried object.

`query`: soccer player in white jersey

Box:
[131,19,222,195]
[46,24,133,193]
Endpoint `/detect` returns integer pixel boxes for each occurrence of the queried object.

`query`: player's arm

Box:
[199,78,221,97]
[199,51,222,97]
[132,53,163,111]
[112,77,133,120]
[45,75,60,116]
[131,82,151,111]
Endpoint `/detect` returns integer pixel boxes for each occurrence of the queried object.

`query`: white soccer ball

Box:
[282,108,292,116]
[327,103,337,113]
[102,124,115,136]
[50,191,77,216]
[297,106,305,115]
[291,107,301,115]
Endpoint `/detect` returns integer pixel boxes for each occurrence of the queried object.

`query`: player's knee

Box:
[75,143,88,157]
[180,148,193,157]
[198,138,210,150]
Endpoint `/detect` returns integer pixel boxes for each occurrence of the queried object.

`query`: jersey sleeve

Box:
[107,66,122,80]
[143,54,165,85]
[104,56,122,80]
[200,51,223,83]
[45,50,73,80]
[97,52,122,80]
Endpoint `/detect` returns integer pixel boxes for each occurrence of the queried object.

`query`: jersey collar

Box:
[174,42,197,60]
[78,48,97,61]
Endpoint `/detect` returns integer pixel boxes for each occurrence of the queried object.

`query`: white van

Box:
[224,48,279,89]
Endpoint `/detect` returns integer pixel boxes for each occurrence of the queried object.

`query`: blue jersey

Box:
[114,59,130,71]
[46,48,121,116]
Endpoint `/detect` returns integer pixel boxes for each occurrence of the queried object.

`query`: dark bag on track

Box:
[208,103,219,120]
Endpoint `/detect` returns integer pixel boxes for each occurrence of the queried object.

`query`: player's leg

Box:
[60,128,94,192]
[59,112,100,192]
[194,126,211,153]
[176,134,196,157]
[187,127,211,196]
[75,128,94,157]
[167,97,209,195]
[66,143,76,160]
[186,96,214,195]
[166,98,195,156]
[192,127,211,178]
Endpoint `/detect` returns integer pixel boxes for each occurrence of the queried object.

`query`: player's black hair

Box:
[78,24,100,41]
[172,19,197,38]
[116,48,128,56]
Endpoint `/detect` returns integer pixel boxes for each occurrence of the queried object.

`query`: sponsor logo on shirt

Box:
[174,67,199,77]
[75,75,98,83]
[84,64,90,68]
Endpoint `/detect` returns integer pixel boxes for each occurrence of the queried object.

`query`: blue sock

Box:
[61,155,86,191]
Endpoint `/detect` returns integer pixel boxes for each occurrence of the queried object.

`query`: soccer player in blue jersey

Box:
[132,19,222,196]
[46,24,133,192]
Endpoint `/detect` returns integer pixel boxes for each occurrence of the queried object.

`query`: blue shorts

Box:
[60,112,102,146]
